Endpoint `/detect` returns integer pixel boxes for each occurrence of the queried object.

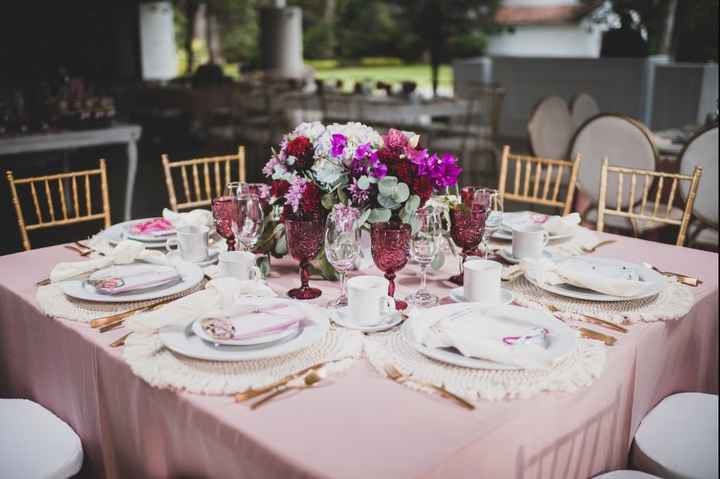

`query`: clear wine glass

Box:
[406,206,441,307]
[233,192,264,251]
[324,205,361,308]
[474,188,503,259]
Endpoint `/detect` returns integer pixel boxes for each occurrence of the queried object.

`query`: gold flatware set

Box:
[383,364,475,410]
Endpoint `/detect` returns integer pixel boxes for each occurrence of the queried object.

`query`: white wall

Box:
[139,2,177,81]
[487,21,602,58]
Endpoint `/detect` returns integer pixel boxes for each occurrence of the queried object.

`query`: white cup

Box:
[218,251,261,281]
[512,225,549,260]
[165,225,209,262]
[346,275,396,326]
[464,259,502,304]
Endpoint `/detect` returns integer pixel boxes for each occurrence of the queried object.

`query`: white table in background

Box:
[0,124,142,221]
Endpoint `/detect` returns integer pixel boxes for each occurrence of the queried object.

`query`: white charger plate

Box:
[448,287,514,306]
[331,307,403,333]
[159,303,330,362]
[525,256,667,302]
[406,303,576,370]
[59,261,204,303]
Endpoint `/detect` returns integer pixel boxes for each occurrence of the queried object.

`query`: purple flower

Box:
[371,161,388,179]
[262,156,280,177]
[348,178,370,206]
[331,134,347,157]
[354,143,373,160]
[428,153,462,189]
[407,148,431,176]
[284,176,308,213]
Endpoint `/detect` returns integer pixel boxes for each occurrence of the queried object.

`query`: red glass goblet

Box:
[285,214,323,300]
[370,222,411,310]
[448,205,487,285]
[211,196,237,251]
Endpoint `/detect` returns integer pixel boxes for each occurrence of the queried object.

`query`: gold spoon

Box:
[581,240,617,254]
[250,372,322,410]
[384,364,475,410]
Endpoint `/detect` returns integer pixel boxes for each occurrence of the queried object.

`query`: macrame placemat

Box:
[505,277,694,324]
[364,328,606,402]
[35,281,206,323]
[122,327,364,396]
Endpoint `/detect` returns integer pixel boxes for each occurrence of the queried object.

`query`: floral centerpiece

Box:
[253,122,462,278]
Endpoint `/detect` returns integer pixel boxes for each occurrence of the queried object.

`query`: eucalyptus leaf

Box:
[404,194,420,213]
[377,194,400,210]
[431,251,446,270]
[337,187,348,204]
[367,208,392,223]
[256,255,271,279]
[274,233,288,257]
[378,176,398,196]
[359,176,373,191]
[392,182,410,202]
[321,193,335,210]
[357,209,371,228]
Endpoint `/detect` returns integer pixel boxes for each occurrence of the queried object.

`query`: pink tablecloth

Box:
[0,233,717,479]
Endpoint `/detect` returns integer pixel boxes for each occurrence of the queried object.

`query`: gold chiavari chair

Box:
[597,158,702,246]
[497,145,582,216]
[161,147,246,211]
[6,159,111,251]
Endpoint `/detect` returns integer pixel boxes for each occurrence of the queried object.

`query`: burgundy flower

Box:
[394,159,415,185]
[286,136,314,169]
[270,179,290,199]
[412,176,433,205]
[300,182,321,215]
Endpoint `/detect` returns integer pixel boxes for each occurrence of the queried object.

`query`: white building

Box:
[487,0,603,58]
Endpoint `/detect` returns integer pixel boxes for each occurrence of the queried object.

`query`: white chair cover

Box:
[0,399,83,478]
[593,471,660,478]
[571,93,600,130]
[528,96,574,160]
[631,392,718,479]
[680,125,718,227]
[571,114,657,206]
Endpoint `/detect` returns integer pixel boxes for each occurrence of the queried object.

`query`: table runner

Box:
[0,233,717,478]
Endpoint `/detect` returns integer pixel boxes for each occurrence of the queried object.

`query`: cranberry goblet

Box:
[448,201,487,286]
[211,196,237,251]
[285,214,324,300]
[370,222,411,310]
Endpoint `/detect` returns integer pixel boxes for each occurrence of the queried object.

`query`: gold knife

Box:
[579,328,616,346]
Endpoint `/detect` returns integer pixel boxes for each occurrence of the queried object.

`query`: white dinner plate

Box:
[492,212,575,242]
[406,303,576,370]
[496,246,554,265]
[159,303,330,362]
[331,307,403,333]
[167,247,220,267]
[59,261,204,303]
[448,287,514,306]
[524,256,667,302]
[95,218,172,248]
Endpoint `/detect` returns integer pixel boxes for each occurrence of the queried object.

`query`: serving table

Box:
[0,233,716,478]
[0,124,142,221]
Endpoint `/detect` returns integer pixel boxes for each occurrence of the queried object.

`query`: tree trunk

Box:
[323,0,336,59]
[185,1,199,74]
[659,0,678,56]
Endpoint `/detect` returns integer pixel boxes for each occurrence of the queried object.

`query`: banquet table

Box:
[0,233,717,479]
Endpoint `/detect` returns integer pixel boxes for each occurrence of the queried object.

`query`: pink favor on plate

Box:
[131,218,176,237]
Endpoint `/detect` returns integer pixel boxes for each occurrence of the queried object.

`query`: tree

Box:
[390,0,500,96]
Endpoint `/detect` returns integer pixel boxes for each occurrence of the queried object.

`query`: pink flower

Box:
[383,128,409,151]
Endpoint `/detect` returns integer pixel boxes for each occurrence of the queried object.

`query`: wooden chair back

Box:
[6,159,111,251]
[162,147,246,211]
[597,158,702,246]
[498,146,581,216]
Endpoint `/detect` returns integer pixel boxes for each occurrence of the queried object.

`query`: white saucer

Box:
[449,287,514,306]
[331,307,404,333]
[167,247,220,267]
[496,247,552,265]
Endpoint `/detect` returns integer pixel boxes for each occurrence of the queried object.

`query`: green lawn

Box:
[312,63,453,92]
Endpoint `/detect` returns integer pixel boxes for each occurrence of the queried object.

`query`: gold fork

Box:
[547,305,628,334]
[384,364,475,410]
[545,305,617,346]
[250,372,323,410]
[581,240,617,254]
[235,359,340,402]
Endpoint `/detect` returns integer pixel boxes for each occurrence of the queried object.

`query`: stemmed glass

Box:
[448,187,488,285]
[285,213,324,300]
[370,222,411,310]
[234,192,264,251]
[406,207,441,307]
[324,205,361,308]
[474,188,503,259]
[211,182,240,251]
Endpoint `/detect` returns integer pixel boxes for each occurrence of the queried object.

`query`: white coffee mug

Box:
[464,259,502,304]
[218,251,261,281]
[165,225,209,262]
[346,275,396,326]
[512,225,549,260]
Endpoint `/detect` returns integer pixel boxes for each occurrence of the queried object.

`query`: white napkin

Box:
[162,208,213,229]
[543,213,581,236]
[50,240,169,283]
[408,306,555,370]
[126,277,277,333]
[522,257,648,297]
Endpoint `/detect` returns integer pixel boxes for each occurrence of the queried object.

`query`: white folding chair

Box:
[0,399,83,478]
[571,92,600,131]
[680,124,718,248]
[631,393,718,479]
[528,96,574,160]
[593,471,660,478]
